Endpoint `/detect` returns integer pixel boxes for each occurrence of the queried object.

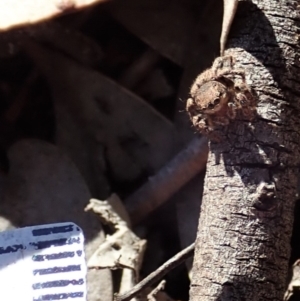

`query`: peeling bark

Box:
[190,1,300,300]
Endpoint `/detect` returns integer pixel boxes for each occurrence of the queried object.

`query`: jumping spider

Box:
[186,56,256,138]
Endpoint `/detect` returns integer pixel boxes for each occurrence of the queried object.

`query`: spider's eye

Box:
[207,103,215,109]
[213,98,220,105]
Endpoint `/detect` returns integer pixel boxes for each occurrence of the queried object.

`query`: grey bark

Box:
[190,1,300,300]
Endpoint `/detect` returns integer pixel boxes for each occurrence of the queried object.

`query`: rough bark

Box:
[190,1,300,300]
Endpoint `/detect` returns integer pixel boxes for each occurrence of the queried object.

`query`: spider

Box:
[186,56,256,138]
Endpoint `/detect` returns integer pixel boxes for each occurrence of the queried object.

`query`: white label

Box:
[0,222,87,301]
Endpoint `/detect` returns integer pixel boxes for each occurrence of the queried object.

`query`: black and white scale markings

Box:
[0,222,87,301]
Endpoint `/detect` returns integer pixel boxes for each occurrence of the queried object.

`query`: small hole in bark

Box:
[111,243,121,250]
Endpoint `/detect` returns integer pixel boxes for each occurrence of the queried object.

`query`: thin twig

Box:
[147,280,166,301]
[115,243,195,301]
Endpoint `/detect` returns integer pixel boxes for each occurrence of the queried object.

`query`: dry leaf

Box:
[86,196,147,294]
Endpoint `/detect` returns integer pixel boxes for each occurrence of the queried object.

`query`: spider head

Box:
[193,81,230,115]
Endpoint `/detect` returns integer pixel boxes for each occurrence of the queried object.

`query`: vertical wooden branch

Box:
[190,1,300,300]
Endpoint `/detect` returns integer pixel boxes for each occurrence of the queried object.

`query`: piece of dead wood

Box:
[115,243,195,301]
[0,0,108,31]
[284,259,300,301]
[85,195,147,295]
[139,285,175,301]
[125,137,208,225]
[147,280,166,301]
[86,194,131,227]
